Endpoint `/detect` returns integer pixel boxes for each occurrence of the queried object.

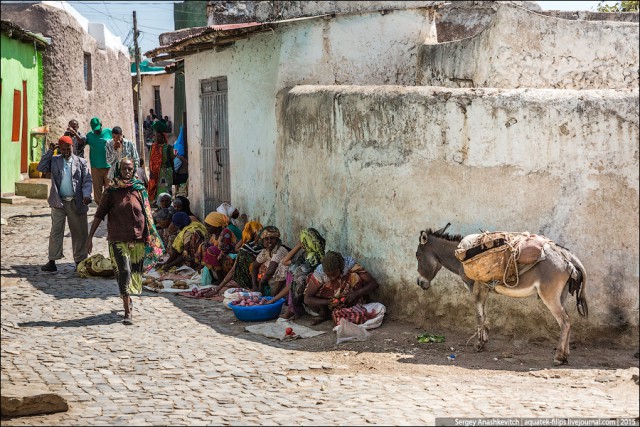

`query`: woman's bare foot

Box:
[280,310,295,320]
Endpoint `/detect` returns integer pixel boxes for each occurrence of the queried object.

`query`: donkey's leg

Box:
[538,282,571,365]
[473,283,490,351]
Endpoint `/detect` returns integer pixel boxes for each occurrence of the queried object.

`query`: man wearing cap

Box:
[86,117,112,204]
[37,136,93,272]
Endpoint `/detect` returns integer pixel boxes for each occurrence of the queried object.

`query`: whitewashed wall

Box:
[276,85,639,342]
[140,73,175,127]
[419,4,640,89]
[183,9,432,220]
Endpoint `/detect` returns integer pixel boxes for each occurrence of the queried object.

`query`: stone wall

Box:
[419,3,639,90]
[1,3,134,146]
[275,85,639,344]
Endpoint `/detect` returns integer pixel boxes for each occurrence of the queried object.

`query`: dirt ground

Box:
[185,293,640,378]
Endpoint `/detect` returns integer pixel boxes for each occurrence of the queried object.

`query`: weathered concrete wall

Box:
[184,9,432,219]
[537,10,639,23]
[139,73,175,128]
[275,85,639,344]
[206,1,438,25]
[1,3,134,150]
[419,3,639,90]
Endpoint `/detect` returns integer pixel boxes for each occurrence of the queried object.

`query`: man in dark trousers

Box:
[37,136,93,272]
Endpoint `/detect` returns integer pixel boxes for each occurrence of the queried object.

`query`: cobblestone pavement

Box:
[2,200,639,425]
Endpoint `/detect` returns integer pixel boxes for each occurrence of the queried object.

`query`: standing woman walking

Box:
[86,158,164,325]
[147,120,174,205]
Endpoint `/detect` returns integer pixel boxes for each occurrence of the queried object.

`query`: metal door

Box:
[201,77,230,217]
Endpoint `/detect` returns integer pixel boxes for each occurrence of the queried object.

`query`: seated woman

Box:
[216,203,243,241]
[173,195,200,223]
[200,221,263,298]
[251,226,289,297]
[304,251,379,326]
[152,193,175,247]
[266,228,326,320]
[195,212,237,282]
[157,212,208,270]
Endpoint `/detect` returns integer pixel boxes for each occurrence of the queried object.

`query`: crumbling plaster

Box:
[180,2,639,343]
[419,4,639,90]
[276,85,639,343]
[184,9,432,219]
[1,3,134,148]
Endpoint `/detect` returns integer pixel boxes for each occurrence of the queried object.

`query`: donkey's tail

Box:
[566,251,588,319]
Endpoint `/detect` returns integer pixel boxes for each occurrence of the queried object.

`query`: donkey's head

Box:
[416,223,451,290]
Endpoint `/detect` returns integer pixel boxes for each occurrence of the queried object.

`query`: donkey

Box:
[415,224,588,365]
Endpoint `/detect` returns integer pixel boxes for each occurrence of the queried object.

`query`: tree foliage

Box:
[597,1,640,12]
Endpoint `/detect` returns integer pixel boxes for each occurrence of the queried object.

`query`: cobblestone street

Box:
[1,200,639,425]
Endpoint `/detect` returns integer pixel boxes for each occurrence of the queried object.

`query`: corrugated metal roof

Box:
[145,22,269,59]
[145,15,331,59]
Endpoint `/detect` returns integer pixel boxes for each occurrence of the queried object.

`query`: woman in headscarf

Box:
[86,157,164,325]
[158,211,208,270]
[194,212,236,279]
[251,226,289,297]
[216,203,242,241]
[173,195,199,223]
[268,228,326,318]
[153,193,175,247]
[304,251,379,326]
[148,120,174,204]
[202,221,263,297]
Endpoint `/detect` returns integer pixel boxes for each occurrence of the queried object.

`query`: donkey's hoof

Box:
[553,357,568,365]
[475,343,485,352]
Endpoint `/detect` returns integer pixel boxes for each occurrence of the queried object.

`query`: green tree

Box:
[597,1,639,12]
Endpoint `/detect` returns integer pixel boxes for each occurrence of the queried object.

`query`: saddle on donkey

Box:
[455,231,550,286]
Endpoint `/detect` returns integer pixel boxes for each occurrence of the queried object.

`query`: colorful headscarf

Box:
[204,212,229,227]
[216,203,237,217]
[108,163,164,271]
[172,212,191,229]
[242,221,263,243]
[260,225,280,241]
[300,228,326,268]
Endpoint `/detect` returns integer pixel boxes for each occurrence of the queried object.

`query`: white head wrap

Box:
[157,193,172,202]
[216,202,236,217]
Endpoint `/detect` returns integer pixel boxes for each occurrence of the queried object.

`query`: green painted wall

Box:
[173,1,207,133]
[174,1,207,30]
[1,33,42,194]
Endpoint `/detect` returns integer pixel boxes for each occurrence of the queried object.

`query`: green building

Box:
[0,20,48,195]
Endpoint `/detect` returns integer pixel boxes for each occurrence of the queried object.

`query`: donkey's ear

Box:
[419,230,428,245]
[435,222,451,235]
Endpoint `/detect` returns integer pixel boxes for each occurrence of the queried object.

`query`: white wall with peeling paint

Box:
[419,4,640,89]
[184,8,433,220]
[276,85,639,341]
[181,2,639,342]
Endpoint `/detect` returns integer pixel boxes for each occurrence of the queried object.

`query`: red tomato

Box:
[285,327,294,335]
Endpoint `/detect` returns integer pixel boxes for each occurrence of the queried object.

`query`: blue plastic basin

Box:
[230,297,285,322]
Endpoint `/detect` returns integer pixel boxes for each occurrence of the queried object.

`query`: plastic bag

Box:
[334,318,371,344]
[200,266,213,286]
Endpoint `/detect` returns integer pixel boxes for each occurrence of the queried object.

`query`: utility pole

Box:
[133,11,145,165]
